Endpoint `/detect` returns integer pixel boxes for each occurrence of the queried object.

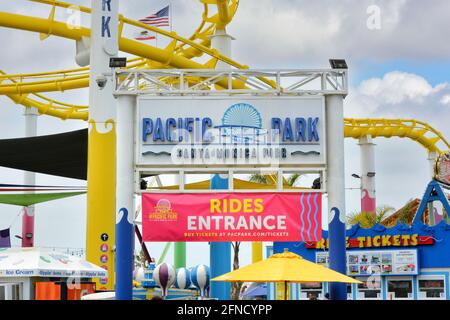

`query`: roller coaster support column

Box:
[86,0,119,291]
[359,135,376,217]
[22,107,38,247]
[209,29,233,300]
[115,95,136,300]
[326,94,347,300]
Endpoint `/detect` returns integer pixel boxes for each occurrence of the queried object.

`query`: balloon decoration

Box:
[175,267,191,289]
[153,263,176,297]
[191,264,210,297]
[134,266,146,283]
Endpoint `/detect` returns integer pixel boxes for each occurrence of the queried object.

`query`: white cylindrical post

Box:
[115,95,136,300]
[359,135,376,216]
[22,107,38,247]
[210,30,233,70]
[326,94,347,300]
[209,28,233,301]
[86,0,119,291]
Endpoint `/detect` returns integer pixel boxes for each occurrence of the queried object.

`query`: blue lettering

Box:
[282,118,294,142]
[271,118,282,131]
[185,117,194,142]
[295,117,307,142]
[271,118,282,142]
[102,16,111,38]
[178,118,183,142]
[202,117,212,141]
[102,0,112,11]
[165,118,176,142]
[308,117,320,142]
[195,118,201,142]
[142,118,153,142]
[153,118,165,142]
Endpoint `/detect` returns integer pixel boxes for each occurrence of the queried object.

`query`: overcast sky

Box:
[0,0,449,268]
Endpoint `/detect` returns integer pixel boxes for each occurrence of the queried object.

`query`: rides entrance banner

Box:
[142,193,322,242]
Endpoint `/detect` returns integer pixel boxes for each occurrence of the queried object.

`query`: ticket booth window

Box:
[300,282,322,300]
[387,278,413,300]
[347,284,353,300]
[418,277,446,299]
[356,277,381,299]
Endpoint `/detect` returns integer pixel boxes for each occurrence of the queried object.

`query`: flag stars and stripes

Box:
[135,5,171,41]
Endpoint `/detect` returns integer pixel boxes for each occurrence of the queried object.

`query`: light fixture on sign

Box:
[109,57,127,68]
[329,59,348,69]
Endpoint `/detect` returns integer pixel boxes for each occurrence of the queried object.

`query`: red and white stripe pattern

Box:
[135,5,170,41]
[139,5,170,27]
[135,31,156,41]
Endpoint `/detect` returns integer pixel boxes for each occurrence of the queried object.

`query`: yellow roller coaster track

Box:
[0,0,245,119]
[0,1,449,155]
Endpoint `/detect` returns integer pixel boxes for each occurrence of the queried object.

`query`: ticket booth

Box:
[273,219,450,300]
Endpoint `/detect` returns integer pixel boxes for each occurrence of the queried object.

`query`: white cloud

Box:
[441,95,450,106]
[345,71,450,121]
[358,72,434,104]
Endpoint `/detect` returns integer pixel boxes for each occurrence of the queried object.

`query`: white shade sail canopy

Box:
[0,248,107,278]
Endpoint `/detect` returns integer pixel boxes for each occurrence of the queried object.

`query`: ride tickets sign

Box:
[142,193,322,242]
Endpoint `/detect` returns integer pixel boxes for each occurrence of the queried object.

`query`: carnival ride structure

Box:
[0,1,448,153]
[0,0,449,297]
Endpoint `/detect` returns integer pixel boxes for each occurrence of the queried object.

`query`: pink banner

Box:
[142,193,322,242]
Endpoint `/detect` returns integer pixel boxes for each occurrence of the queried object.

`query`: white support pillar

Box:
[115,95,136,300]
[210,30,234,70]
[22,107,38,247]
[86,0,119,291]
[359,135,376,216]
[326,94,347,300]
[209,27,233,301]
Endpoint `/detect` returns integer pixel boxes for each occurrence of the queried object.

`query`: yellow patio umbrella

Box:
[212,251,361,300]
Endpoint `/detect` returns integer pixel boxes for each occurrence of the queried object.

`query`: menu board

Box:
[316,249,418,276]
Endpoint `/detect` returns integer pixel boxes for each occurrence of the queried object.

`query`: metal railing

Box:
[115,69,348,96]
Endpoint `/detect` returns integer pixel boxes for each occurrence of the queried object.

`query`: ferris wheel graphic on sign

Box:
[215,103,268,144]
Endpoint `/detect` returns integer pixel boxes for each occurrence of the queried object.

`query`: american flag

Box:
[139,5,170,28]
[135,5,170,41]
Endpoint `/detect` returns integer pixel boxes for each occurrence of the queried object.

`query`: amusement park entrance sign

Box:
[136,96,326,168]
[142,192,322,242]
